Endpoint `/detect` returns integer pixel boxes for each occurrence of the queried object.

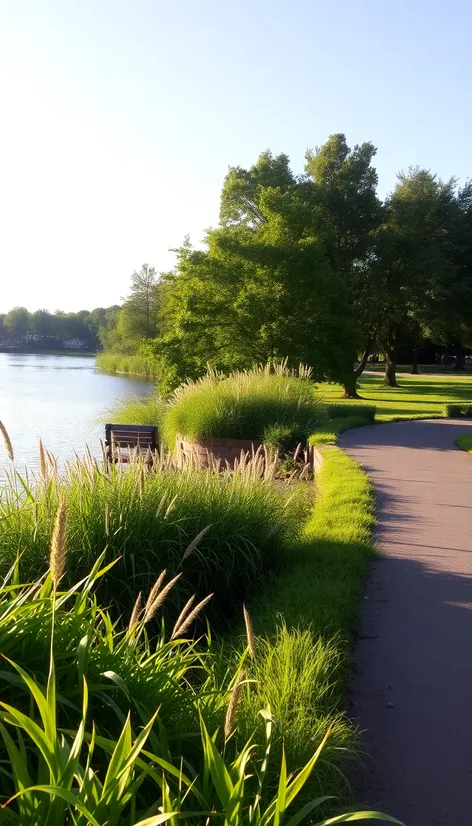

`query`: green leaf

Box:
[314,813,405,825]
[6,785,102,826]
[285,797,334,826]
[199,716,234,812]
[101,670,131,700]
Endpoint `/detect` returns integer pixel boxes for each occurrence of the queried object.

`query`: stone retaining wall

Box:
[177,435,263,468]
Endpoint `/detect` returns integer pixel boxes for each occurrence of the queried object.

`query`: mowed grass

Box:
[320,373,472,422]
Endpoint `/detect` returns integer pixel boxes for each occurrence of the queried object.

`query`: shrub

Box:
[457,433,472,452]
[445,403,463,417]
[444,403,472,417]
[161,363,325,448]
[0,451,300,624]
[326,403,376,423]
[262,422,308,453]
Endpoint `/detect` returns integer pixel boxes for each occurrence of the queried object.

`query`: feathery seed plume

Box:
[182,524,212,562]
[143,572,182,624]
[171,593,213,639]
[224,669,246,740]
[243,604,256,657]
[143,569,167,621]
[39,439,48,478]
[170,594,196,639]
[0,421,14,462]
[128,592,143,635]
[50,498,67,588]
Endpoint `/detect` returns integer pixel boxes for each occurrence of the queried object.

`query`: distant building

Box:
[64,338,88,350]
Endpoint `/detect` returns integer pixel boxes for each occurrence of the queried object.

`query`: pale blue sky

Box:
[1,0,471,311]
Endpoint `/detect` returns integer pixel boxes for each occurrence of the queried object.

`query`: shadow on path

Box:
[340,419,472,826]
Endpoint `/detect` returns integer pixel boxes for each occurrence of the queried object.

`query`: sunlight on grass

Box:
[319,373,472,422]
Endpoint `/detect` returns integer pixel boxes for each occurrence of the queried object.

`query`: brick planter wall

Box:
[177,435,263,468]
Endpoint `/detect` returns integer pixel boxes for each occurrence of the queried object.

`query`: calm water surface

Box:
[0,354,154,479]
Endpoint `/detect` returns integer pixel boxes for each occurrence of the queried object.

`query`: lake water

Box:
[0,353,154,479]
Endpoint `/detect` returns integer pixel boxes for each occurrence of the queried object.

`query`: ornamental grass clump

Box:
[161,361,326,448]
[0,561,401,825]
[0,440,302,624]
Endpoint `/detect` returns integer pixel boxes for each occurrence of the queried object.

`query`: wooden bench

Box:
[105,423,158,465]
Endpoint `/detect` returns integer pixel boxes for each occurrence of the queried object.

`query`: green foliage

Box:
[0,517,399,825]
[108,393,166,428]
[161,364,325,447]
[237,626,355,785]
[148,159,358,391]
[96,351,160,377]
[0,451,297,624]
[456,433,472,452]
[0,558,226,769]
[309,416,373,445]
[0,628,399,825]
[4,306,30,337]
[326,404,376,423]
[262,423,308,453]
[444,402,472,417]
[235,447,378,804]
[319,373,472,422]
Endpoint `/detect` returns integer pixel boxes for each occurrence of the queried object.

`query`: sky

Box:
[1,0,471,313]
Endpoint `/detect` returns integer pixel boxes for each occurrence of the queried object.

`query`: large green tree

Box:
[4,307,30,338]
[121,263,160,343]
[151,179,357,392]
[376,168,463,386]
[305,134,384,396]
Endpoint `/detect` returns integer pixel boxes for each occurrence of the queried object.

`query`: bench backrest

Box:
[105,423,158,451]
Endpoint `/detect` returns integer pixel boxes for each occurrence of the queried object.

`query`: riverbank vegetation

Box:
[0,396,399,822]
[97,134,472,395]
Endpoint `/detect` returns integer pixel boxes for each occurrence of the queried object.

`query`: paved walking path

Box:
[340,419,472,826]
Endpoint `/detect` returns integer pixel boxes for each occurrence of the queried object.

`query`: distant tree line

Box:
[98,135,472,393]
[0,306,120,351]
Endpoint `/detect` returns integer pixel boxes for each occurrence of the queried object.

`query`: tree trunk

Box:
[342,338,373,398]
[342,377,360,399]
[383,327,399,387]
[411,347,419,374]
[453,345,466,371]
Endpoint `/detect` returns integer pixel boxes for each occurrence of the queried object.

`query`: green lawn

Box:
[320,373,472,422]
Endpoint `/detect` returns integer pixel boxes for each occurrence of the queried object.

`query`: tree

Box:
[120,263,160,345]
[31,309,55,337]
[4,307,30,338]
[305,134,384,396]
[219,150,296,229]
[151,182,358,392]
[374,168,465,386]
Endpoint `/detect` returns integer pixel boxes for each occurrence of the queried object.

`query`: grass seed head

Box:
[0,421,14,462]
[224,669,246,740]
[143,570,167,621]
[243,604,256,657]
[50,498,67,588]
[171,593,213,639]
[182,524,212,561]
[128,591,143,635]
[144,572,182,624]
